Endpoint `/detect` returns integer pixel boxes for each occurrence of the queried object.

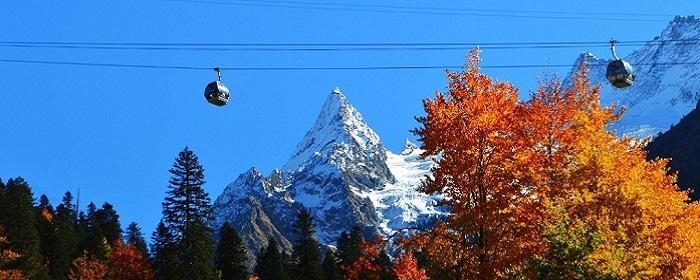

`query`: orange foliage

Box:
[0,227,26,280]
[68,251,108,280]
[392,252,428,280]
[343,237,385,280]
[415,49,543,279]
[110,239,155,280]
[415,51,700,279]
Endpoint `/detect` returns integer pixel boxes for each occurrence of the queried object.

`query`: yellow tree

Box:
[414,49,542,279]
[513,63,700,279]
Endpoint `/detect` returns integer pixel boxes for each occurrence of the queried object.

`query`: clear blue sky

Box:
[1,1,697,236]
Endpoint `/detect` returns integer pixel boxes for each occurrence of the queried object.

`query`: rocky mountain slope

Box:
[212,88,445,264]
[647,100,700,200]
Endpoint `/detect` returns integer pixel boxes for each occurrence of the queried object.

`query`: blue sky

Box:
[1,0,698,236]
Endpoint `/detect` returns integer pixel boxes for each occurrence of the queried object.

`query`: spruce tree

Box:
[255,240,286,280]
[322,250,342,280]
[162,147,216,280]
[292,209,323,280]
[35,194,55,266]
[83,202,109,260]
[151,220,178,280]
[51,192,79,280]
[336,226,363,269]
[1,177,49,279]
[125,222,149,258]
[215,222,249,280]
[95,202,122,245]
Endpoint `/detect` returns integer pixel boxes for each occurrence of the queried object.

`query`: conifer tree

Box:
[291,209,323,280]
[322,250,342,280]
[49,192,79,280]
[95,202,122,245]
[83,202,109,260]
[336,226,363,269]
[151,221,178,280]
[35,194,55,268]
[0,177,49,279]
[125,222,149,258]
[161,147,216,280]
[215,222,249,280]
[255,240,287,280]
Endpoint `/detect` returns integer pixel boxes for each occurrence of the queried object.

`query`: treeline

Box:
[0,147,423,280]
[0,177,152,280]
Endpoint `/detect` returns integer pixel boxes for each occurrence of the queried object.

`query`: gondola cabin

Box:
[204,67,230,106]
[606,39,635,89]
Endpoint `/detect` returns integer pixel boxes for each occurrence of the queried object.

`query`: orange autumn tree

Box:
[109,239,155,280]
[392,252,428,280]
[343,237,385,280]
[414,49,543,279]
[527,64,700,279]
[415,51,700,279]
[68,251,108,280]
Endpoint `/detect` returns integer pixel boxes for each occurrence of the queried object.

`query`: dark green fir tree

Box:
[49,191,79,280]
[292,209,324,280]
[161,147,216,280]
[1,177,49,279]
[95,202,122,245]
[322,249,342,280]
[151,220,178,280]
[215,222,249,280]
[83,202,109,260]
[125,222,149,258]
[255,240,287,280]
[336,226,363,269]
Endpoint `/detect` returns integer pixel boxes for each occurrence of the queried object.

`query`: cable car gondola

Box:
[606,38,635,89]
[204,67,230,106]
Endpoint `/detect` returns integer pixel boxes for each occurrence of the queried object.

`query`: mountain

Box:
[212,88,445,265]
[573,16,700,137]
[647,100,700,200]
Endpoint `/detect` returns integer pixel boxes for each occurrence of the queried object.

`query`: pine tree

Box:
[125,222,149,259]
[255,240,287,280]
[83,202,109,260]
[336,226,363,269]
[35,194,55,269]
[95,202,122,245]
[322,250,342,280]
[161,147,216,280]
[291,209,323,280]
[151,221,178,280]
[0,177,49,279]
[47,192,80,280]
[215,222,249,280]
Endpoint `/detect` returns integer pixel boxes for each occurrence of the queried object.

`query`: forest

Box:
[2,51,700,280]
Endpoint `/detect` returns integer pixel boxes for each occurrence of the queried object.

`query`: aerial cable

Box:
[2,58,700,71]
[226,0,674,18]
[157,0,667,22]
[2,38,698,47]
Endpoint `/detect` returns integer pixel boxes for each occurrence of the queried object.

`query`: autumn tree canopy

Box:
[414,50,700,279]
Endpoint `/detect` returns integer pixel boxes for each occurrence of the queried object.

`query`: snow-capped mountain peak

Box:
[284,88,383,171]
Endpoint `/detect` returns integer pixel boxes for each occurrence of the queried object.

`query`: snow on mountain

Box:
[572,16,700,137]
[213,88,445,262]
